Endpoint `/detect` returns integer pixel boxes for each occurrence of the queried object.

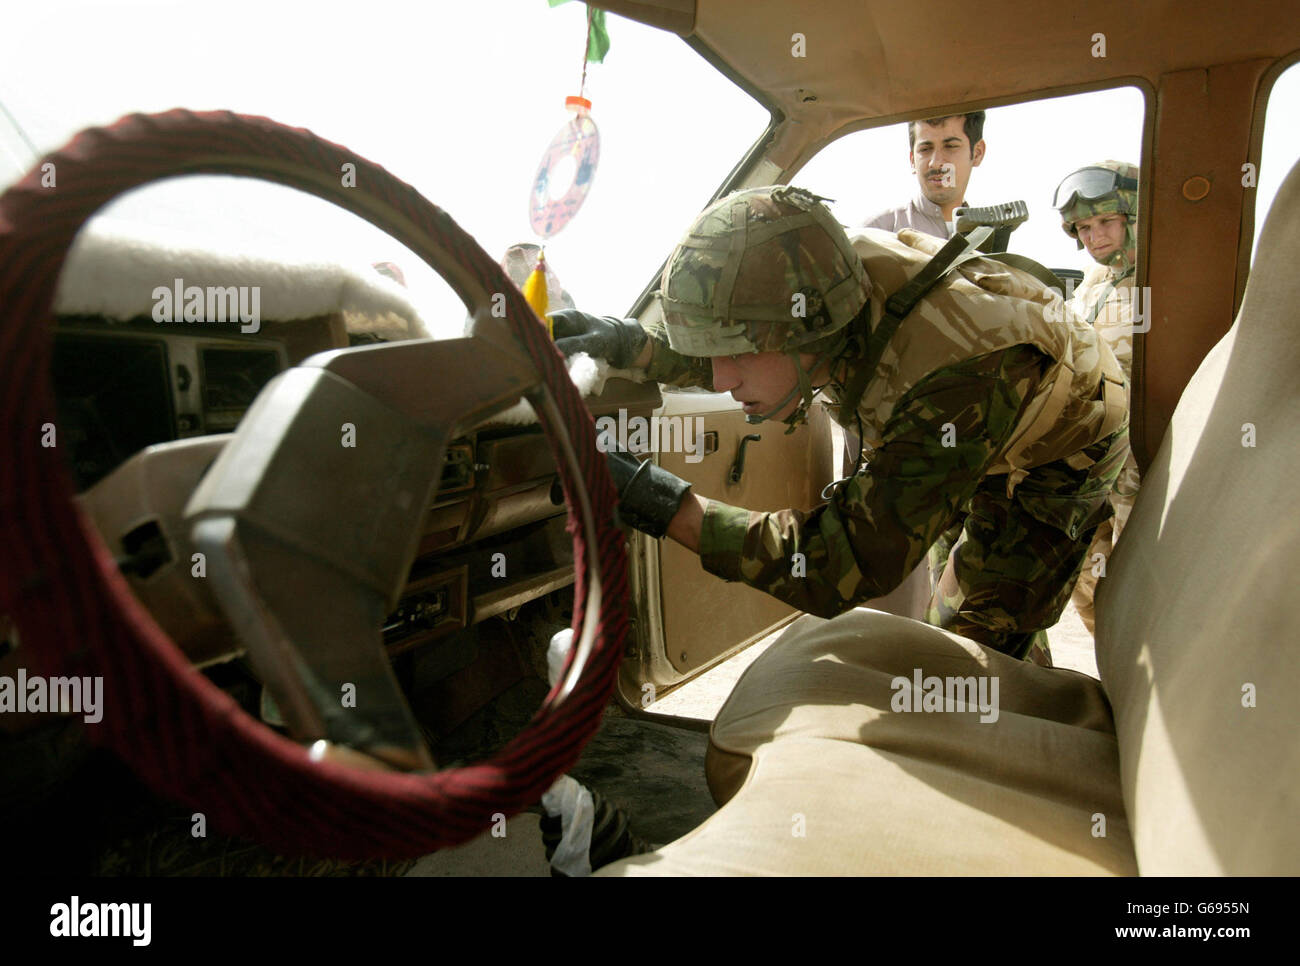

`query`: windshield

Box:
[0,1,770,335]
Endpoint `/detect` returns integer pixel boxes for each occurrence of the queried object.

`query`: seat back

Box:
[1097,156,1300,873]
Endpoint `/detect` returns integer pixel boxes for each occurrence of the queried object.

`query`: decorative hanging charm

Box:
[525,3,610,335]
[523,249,552,335]
[528,95,600,240]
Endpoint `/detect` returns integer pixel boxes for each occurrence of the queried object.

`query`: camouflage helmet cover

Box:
[658,185,871,357]
[1056,160,1139,268]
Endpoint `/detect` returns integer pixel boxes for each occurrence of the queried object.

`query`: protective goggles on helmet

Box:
[1052,166,1139,212]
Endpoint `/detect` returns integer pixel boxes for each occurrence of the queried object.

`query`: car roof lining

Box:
[595,0,1300,140]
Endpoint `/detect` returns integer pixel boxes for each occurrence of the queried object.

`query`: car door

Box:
[619,383,834,703]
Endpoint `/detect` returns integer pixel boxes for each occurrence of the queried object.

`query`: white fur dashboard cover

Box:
[51,217,639,426]
[54,217,430,340]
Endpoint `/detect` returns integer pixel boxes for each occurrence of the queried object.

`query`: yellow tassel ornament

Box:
[523,249,551,338]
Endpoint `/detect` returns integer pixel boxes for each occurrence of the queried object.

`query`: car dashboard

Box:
[57,311,657,672]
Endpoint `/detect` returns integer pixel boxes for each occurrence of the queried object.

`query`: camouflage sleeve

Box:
[696,344,1048,617]
[640,318,715,390]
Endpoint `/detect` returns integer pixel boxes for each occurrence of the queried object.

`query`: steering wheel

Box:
[0,109,628,859]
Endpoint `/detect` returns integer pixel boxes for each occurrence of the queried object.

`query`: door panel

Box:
[621,390,834,702]
[659,402,831,674]
[619,388,934,707]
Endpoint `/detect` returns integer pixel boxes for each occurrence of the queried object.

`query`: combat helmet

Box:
[658,185,871,426]
[1054,160,1139,273]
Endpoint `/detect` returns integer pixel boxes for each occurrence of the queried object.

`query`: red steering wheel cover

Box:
[0,109,628,858]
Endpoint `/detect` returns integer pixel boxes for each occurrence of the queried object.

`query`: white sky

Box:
[2,1,1297,336]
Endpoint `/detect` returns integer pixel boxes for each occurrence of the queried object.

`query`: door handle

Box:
[729,434,761,484]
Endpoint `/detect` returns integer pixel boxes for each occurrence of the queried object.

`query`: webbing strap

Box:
[1084,266,1135,325]
[1003,339,1127,478]
[984,252,1068,298]
[1095,342,1129,440]
[660,262,870,325]
[1099,376,1127,439]
[676,210,821,252]
[838,226,993,416]
[711,201,750,326]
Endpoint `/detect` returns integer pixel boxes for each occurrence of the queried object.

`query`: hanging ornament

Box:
[529,95,600,240]
[525,3,608,335]
[522,249,551,336]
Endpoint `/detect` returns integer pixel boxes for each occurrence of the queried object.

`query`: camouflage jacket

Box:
[1070,263,1136,380]
[1071,262,1143,510]
[637,231,1129,617]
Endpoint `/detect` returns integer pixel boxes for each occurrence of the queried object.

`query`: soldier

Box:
[1054,161,1143,635]
[862,112,986,238]
[552,185,1128,661]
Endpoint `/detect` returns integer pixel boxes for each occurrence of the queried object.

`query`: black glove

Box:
[550,309,649,369]
[604,446,692,539]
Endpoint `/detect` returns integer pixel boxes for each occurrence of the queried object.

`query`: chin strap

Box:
[744,337,847,433]
[1103,247,1137,277]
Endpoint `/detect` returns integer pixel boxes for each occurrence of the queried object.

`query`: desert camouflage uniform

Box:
[1073,264,1135,368]
[647,206,1129,661]
[1066,265,1141,633]
[1058,162,1143,635]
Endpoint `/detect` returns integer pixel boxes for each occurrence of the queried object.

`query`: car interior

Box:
[0,0,1297,878]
